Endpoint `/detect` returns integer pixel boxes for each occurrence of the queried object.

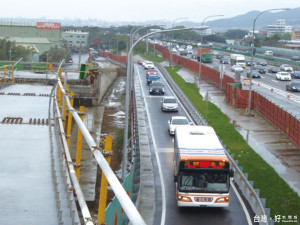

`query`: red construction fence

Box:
[98,51,127,64]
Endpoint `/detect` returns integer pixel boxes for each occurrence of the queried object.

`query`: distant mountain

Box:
[2,7,300,32]
[178,7,300,32]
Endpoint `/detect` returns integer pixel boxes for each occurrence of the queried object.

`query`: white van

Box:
[265,51,273,56]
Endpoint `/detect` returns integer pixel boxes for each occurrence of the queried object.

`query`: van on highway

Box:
[264,51,273,56]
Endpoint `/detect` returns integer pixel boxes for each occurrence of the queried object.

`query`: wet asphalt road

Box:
[135,64,250,225]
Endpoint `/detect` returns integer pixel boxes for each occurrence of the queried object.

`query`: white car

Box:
[167,116,190,135]
[144,61,155,70]
[187,48,193,54]
[280,64,293,72]
[276,72,291,81]
[231,65,244,72]
[161,96,178,112]
[171,48,177,54]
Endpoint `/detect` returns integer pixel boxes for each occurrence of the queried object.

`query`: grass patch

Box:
[133,43,165,63]
[113,129,124,152]
[166,66,300,224]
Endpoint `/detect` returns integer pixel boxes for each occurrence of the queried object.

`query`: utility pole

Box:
[9,47,12,61]
[78,42,82,70]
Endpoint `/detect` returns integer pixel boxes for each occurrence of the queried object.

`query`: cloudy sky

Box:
[1,0,299,23]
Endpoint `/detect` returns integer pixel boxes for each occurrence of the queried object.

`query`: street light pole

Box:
[247,8,290,115]
[129,25,154,88]
[116,36,119,55]
[9,47,12,61]
[170,17,188,66]
[198,15,223,86]
[122,26,208,181]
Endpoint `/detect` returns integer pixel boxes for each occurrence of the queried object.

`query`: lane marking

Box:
[157,148,174,153]
[145,95,165,98]
[136,64,167,225]
[231,180,253,225]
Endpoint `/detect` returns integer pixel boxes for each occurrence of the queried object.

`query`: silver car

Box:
[161,96,178,112]
[280,64,293,72]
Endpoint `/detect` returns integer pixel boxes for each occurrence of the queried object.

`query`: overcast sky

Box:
[1,0,299,23]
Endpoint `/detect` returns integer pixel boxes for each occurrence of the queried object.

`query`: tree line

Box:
[0,39,34,61]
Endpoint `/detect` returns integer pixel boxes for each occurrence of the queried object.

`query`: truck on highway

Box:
[174,125,233,207]
[197,48,213,63]
[186,45,193,54]
[230,54,246,68]
[147,73,160,85]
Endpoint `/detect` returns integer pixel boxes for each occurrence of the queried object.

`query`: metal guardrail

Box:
[53,62,146,225]
[48,82,82,225]
[155,62,272,225]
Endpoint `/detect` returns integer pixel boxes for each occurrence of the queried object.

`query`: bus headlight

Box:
[177,195,192,202]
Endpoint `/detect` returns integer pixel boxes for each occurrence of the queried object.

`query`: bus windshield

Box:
[178,171,230,193]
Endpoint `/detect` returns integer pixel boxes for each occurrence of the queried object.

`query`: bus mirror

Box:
[174,175,178,182]
[230,169,234,178]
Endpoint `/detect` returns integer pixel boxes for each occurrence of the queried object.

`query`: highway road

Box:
[175,48,300,96]
[135,64,251,225]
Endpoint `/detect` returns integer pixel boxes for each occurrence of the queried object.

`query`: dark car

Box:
[291,71,300,79]
[216,54,224,59]
[245,58,255,66]
[149,81,165,95]
[268,66,280,73]
[220,57,229,64]
[247,70,261,78]
[286,81,300,92]
[66,56,73,64]
[254,65,266,74]
[291,55,300,61]
[179,50,188,56]
[257,60,267,66]
[191,53,197,59]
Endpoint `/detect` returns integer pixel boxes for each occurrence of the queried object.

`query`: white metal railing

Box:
[54,61,146,225]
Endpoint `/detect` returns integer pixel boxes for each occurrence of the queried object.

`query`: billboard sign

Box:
[36,22,61,30]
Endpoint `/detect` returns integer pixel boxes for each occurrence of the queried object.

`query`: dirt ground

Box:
[89,77,126,217]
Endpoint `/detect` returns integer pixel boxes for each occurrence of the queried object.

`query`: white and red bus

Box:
[174,125,233,207]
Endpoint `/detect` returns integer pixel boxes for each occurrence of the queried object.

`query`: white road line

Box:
[230,180,253,225]
[136,64,167,225]
[145,95,164,98]
[157,148,174,153]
